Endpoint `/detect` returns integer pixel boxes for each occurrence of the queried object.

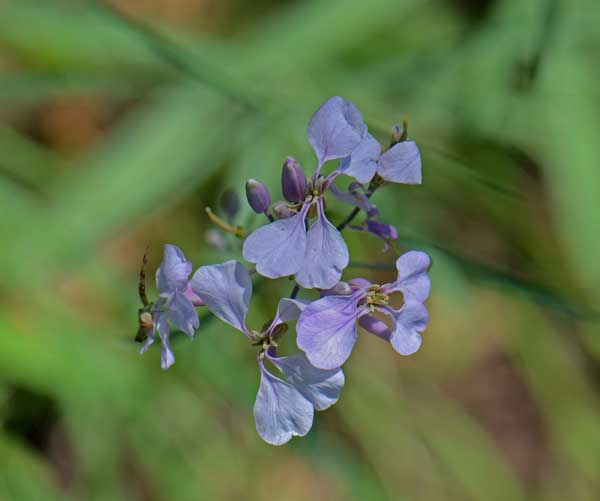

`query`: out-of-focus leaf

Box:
[2,85,244,287]
[0,435,65,501]
[0,1,161,71]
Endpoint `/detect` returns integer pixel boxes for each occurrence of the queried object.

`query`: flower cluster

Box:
[136,97,431,445]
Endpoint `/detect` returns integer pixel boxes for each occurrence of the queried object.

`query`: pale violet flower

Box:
[243,96,422,289]
[140,245,202,370]
[297,251,431,370]
[191,260,344,445]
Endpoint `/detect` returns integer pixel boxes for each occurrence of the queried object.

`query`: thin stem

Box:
[290,284,300,299]
[264,211,274,223]
[138,247,150,307]
[336,206,361,232]
[205,207,244,238]
[336,181,381,231]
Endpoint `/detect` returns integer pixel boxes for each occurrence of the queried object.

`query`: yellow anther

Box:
[364,288,390,308]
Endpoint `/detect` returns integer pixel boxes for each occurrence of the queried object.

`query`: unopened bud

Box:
[219,189,240,220]
[366,220,398,241]
[245,179,271,213]
[271,200,296,219]
[281,157,308,202]
[391,120,408,145]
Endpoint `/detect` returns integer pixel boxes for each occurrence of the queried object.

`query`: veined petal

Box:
[383,250,431,302]
[358,314,391,342]
[270,298,309,328]
[155,244,192,294]
[182,282,204,306]
[377,140,422,184]
[338,133,380,183]
[165,289,199,337]
[139,325,155,355]
[156,313,175,370]
[295,202,349,290]
[297,295,363,369]
[268,353,345,411]
[254,361,313,446]
[308,96,366,167]
[191,260,252,333]
[348,278,372,290]
[321,281,353,297]
[242,206,308,279]
[388,301,429,356]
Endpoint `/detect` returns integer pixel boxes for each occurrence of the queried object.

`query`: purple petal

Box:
[348,278,372,290]
[139,325,155,355]
[338,133,380,183]
[271,298,309,327]
[156,313,175,370]
[388,301,429,355]
[359,314,391,342]
[191,260,252,333]
[268,353,345,411]
[182,282,204,307]
[351,220,398,252]
[320,281,353,297]
[383,251,431,302]
[295,202,349,290]
[242,206,308,279]
[297,295,363,369]
[328,183,378,217]
[377,140,422,184]
[254,361,314,445]
[366,220,398,241]
[165,289,199,337]
[307,96,367,167]
[155,244,192,295]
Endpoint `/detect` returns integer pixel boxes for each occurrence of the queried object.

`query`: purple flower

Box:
[190,260,344,445]
[140,245,202,370]
[338,132,422,185]
[297,251,431,369]
[244,96,371,289]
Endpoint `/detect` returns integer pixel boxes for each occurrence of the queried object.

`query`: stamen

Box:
[364,287,390,311]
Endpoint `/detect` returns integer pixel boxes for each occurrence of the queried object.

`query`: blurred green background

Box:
[1,0,600,499]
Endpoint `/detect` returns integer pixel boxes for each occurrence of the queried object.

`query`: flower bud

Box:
[281,157,308,202]
[271,200,296,219]
[391,120,408,145]
[366,220,398,241]
[219,189,240,220]
[245,179,271,213]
